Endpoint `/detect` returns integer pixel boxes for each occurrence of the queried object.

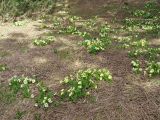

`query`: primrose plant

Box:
[99,24,111,45]
[99,24,110,38]
[146,61,160,77]
[81,24,111,54]
[9,76,36,98]
[9,76,54,108]
[82,38,106,54]
[59,25,80,35]
[131,39,148,48]
[33,36,55,46]
[131,60,142,74]
[144,48,160,61]
[59,68,112,101]
[35,82,54,108]
[14,20,28,26]
[84,16,98,30]
[0,64,8,72]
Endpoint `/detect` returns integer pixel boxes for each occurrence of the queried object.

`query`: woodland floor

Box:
[0,0,160,120]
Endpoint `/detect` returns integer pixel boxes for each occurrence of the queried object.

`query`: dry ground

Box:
[0,0,160,120]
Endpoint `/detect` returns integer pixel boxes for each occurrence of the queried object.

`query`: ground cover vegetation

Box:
[0,0,57,21]
[0,0,160,120]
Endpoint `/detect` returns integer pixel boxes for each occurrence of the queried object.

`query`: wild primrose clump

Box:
[14,20,28,26]
[131,39,148,48]
[9,76,54,108]
[35,82,54,108]
[81,24,111,54]
[59,25,80,35]
[131,60,142,74]
[9,76,36,98]
[127,37,159,77]
[0,64,8,72]
[59,68,112,101]
[146,61,160,77]
[33,36,55,46]
[82,38,106,53]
